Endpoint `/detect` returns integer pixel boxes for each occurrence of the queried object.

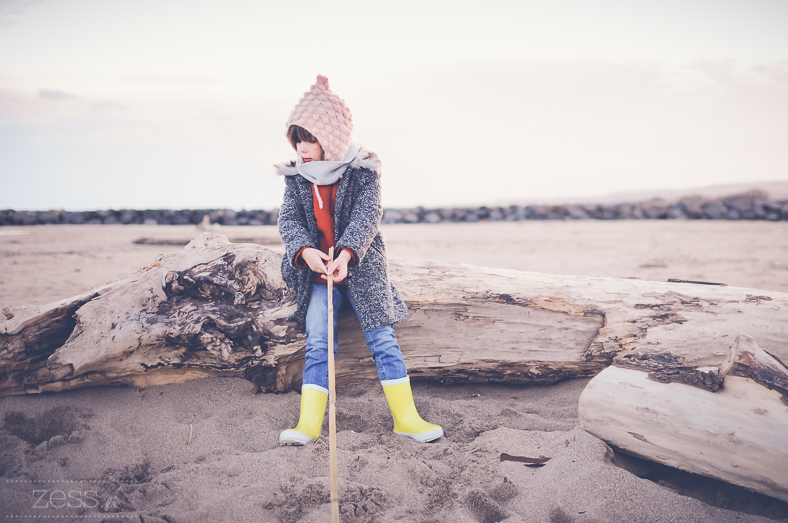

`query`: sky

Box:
[1,0,787,211]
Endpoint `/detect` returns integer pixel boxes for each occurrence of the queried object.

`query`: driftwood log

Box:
[579,334,788,502]
[2,232,787,398]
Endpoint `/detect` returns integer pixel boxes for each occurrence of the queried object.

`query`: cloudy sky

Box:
[1,0,787,211]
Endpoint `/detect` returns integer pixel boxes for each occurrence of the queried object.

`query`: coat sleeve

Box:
[278,177,317,267]
[336,170,383,263]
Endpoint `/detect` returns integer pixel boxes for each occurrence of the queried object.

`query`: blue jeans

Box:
[303,283,408,392]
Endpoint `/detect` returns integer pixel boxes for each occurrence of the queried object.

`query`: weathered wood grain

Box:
[2,232,787,396]
[579,335,788,502]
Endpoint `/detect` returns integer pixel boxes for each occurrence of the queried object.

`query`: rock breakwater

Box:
[3,192,786,226]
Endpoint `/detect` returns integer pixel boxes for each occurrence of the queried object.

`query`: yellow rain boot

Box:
[279,386,328,446]
[382,378,443,442]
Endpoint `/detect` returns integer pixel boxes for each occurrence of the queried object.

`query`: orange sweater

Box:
[295,183,356,284]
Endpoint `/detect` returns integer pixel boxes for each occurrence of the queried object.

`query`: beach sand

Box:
[1,222,787,522]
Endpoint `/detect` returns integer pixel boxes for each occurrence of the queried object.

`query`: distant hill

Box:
[498,181,788,207]
[590,181,788,204]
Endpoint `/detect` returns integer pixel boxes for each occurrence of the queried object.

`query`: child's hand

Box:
[301,248,331,276]
[323,249,351,282]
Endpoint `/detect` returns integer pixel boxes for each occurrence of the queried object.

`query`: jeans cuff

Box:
[380,376,410,387]
[302,384,329,395]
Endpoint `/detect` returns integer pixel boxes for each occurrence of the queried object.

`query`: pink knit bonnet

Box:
[285,75,354,162]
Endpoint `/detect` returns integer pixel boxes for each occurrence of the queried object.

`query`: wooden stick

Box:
[326,247,340,523]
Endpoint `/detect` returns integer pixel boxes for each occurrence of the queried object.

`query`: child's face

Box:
[297,140,324,163]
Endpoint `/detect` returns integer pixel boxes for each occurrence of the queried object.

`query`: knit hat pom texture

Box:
[286,75,354,162]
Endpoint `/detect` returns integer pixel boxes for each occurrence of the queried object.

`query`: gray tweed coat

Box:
[276,147,408,332]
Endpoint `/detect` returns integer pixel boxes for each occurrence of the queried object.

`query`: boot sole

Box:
[394,427,444,443]
[279,430,316,446]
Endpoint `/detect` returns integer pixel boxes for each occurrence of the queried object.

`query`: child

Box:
[276,75,443,445]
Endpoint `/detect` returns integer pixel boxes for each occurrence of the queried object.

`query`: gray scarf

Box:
[287,143,358,209]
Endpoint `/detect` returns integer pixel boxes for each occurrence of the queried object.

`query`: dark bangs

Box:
[287,125,319,149]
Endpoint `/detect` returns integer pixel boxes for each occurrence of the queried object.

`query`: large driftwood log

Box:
[578,334,788,502]
[1,232,787,397]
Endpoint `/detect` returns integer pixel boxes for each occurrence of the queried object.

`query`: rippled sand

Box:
[1,222,787,522]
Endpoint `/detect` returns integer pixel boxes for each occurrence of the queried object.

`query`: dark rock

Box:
[423,210,441,223]
[578,205,598,219]
[621,204,645,219]
[249,210,268,225]
[530,206,551,220]
[702,200,726,219]
[187,210,206,224]
[119,210,137,224]
[0,210,14,226]
[36,211,61,224]
[679,198,705,219]
[4,195,787,229]
[643,203,668,219]
[218,210,236,225]
[565,205,590,220]
[464,209,480,222]
[746,202,767,220]
[764,202,783,221]
[12,211,38,225]
[97,210,121,224]
[381,209,400,224]
[504,205,525,221]
[548,206,568,220]
[488,207,504,221]
[437,208,455,221]
[140,210,160,224]
[721,190,769,220]
[666,204,687,220]
[62,211,86,224]
[153,210,171,225]
[600,205,619,220]
[452,208,469,221]
[171,212,191,225]
[400,209,419,223]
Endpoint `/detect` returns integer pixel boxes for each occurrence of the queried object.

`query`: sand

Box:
[1,221,788,522]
